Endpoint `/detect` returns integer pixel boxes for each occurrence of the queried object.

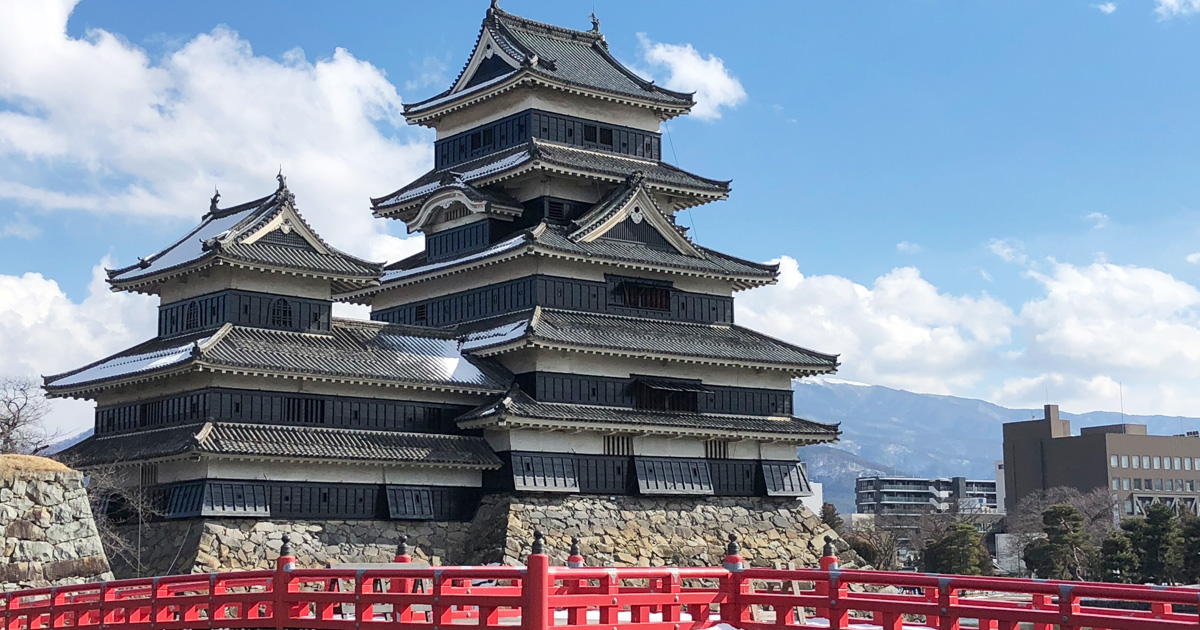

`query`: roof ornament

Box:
[589,11,601,33]
[626,170,646,186]
[276,168,296,207]
[490,0,500,9]
[276,168,287,191]
[209,188,220,213]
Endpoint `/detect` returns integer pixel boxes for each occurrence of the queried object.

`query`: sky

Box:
[3,0,1200,435]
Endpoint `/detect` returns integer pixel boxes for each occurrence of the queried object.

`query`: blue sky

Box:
[3,0,1200,433]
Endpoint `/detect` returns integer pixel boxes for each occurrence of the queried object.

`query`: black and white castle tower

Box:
[47,3,842,573]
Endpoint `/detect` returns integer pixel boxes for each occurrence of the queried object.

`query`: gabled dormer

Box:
[107,175,382,337]
[404,2,694,131]
[568,171,702,257]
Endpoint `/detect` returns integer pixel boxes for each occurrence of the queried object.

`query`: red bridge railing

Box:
[3,532,1197,630]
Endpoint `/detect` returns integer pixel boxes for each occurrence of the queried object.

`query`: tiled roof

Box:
[456,390,838,439]
[44,319,511,396]
[108,180,381,291]
[405,6,692,117]
[371,139,727,215]
[342,223,775,301]
[57,422,502,469]
[458,307,839,373]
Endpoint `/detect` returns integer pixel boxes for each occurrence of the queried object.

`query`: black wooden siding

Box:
[762,461,813,497]
[492,452,805,497]
[635,457,713,495]
[158,480,479,520]
[373,274,733,327]
[434,109,661,170]
[95,387,467,435]
[513,372,794,416]
[600,217,673,251]
[427,221,493,262]
[159,289,332,337]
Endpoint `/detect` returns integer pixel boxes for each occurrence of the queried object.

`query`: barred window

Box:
[704,440,730,460]
[140,464,158,487]
[603,435,633,456]
[621,282,671,311]
[185,301,199,330]
[270,299,293,328]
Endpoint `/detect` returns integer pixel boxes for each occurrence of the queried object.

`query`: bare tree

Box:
[1004,487,1117,569]
[845,517,901,570]
[0,376,57,454]
[65,459,167,577]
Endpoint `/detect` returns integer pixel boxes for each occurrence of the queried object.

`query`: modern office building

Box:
[1002,404,1200,516]
[855,475,999,517]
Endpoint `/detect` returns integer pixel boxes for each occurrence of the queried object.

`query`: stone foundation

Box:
[0,456,113,590]
[105,493,857,577]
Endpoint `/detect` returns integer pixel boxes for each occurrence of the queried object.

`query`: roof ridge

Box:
[491,5,604,45]
[210,421,491,440]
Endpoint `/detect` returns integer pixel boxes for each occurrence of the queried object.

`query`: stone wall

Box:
[0,456,112,590]
[104,493,856,576]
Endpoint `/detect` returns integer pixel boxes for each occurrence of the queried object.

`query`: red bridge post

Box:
[523,531,550,630]
[273,534,295,630]
[392,534,416,623]
[815,535,849,630]
[720,533,752,626]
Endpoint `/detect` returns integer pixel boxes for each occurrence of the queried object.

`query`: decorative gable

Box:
[451,23,521,94]
[569,174,702,257]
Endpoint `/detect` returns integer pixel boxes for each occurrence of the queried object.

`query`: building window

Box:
[1177,479,1185,492]
[621,282,671,311]
[1154,479,1163,491]
[1111,478,1120,490]
[270,299,293,328]
[140,464,158,487]
[1143,456,1151,469]
[1123,478,1131,490]
[1165,457,1173,471]
[185,301,199,330]
[1175,457,1183,470]
[1110,455,1119,468]
[1132,456,1140,469]
[603,435,632,456]
[1124,500,1134,515]
[1189,480,1195,492]
[414,304,428,324]
[704,440,730,460]
[1121,455,1129,468]
[1134,479,1143,490]
[1153,457,1161,469]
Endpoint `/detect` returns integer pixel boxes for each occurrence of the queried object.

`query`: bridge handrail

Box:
[3,531,1198,630]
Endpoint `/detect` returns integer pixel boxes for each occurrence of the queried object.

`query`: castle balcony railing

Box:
[3,531,1197,630]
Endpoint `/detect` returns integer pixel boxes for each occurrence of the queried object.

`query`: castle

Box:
[47,3,844,574]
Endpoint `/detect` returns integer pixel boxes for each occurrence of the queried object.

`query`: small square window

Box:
[583,125,597,143]
[1111,478,1120,490]
[599,127,613,146]
[1121,455,1129,468]
[1110,455,1119,468]
[1122,478,1131,490]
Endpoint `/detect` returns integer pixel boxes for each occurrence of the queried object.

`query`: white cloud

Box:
[637,34,746,120]
[1186,252,1200,264]
[737,257,1014,394]
[896,241,923,254]
[0,259,156,436]
[0,0,430,263]
[1156,0,1200,17]
[1085,212,1109,229]
[988,238,1028,264]
[1,212,40,239]
[1094,2,1118,14]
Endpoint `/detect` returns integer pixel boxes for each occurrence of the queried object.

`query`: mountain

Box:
[42,428,92,455]
[794,379,1200,512]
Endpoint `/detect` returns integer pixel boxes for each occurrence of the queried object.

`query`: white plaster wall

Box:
[434,89,663,138]
[158,266,332,303]
[502,430,605,454]
[634,435,704,458]
[761,443,801,461]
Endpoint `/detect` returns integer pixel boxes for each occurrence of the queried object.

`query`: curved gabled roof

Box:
[404,5,694,123]
[107,177,382,294]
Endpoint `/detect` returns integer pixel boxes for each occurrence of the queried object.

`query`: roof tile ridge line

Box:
[492,5,603,44]
[42,333,195,384]
[694,244,780,272]
[506,397,801,420]
[585,36,695,101]
[209,191,283,250]
[194,422,216,446]
[532,139,730,189]
[266,200,386,271]
[538,306,722,328]
[525,234,776,280]
[447,15,493,94]
[105,215,218,278]
[369,142,535,208]
[729,321,841,364]
[195,323,234,357]
[207,190,277,219]
[567,179,636,240]
[215,420,490,440]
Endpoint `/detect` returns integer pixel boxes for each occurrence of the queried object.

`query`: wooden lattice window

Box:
[604,435,633,456]
[704,440,731,460]
[185,301,199,330]
[140,464,158,487]
[270,299,293,328]
[622,282,670,311]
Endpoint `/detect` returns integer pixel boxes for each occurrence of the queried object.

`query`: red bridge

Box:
[3,533,1196,630]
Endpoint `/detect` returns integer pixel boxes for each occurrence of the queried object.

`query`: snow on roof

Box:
[50,337,206,387]
[109,199,267,282]
[460,318,530,352]
[381,233,529,283]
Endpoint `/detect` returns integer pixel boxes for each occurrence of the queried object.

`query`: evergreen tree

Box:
[1123,503,1183,584]
[1022,504,1095,580]
[821,502,844,532]
[921,522,992,575]
[1099,530,1139,583]
[1180,514,1200,584]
